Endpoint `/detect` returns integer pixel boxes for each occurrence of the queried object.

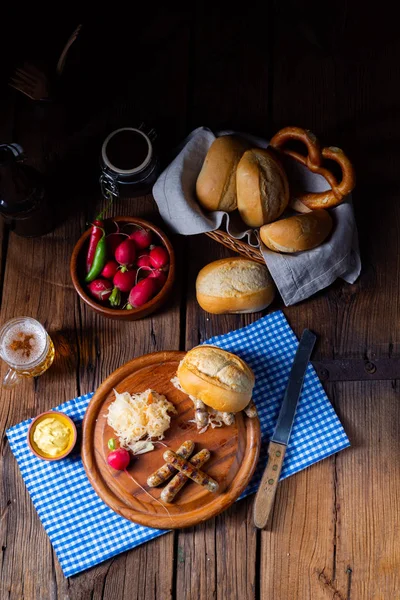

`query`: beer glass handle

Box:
[3,368,22,389]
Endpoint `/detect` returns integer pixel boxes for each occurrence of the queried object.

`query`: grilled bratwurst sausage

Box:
[161,449,211,503]
[194,399,209,429]
[147,440,195,487]
[163,450,219,493]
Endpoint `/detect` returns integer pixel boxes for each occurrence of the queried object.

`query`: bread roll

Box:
[196,136,249,212]
[260,209,333,253]
[196,257,275,314]
[177,346,255,413]
[236,148,289,227]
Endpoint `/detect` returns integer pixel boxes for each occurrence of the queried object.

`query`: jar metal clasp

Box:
[99,170,119,200]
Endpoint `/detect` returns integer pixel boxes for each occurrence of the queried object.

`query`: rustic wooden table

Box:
[1,6,400,600]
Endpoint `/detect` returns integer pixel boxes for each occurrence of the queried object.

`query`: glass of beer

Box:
[0,317,55,389]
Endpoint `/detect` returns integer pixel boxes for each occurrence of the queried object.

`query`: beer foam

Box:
[1,321,47,367]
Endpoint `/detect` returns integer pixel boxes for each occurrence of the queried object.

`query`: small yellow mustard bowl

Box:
[27,411,77,461]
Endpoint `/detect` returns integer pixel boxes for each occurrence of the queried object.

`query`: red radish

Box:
[106,448,171,517]
[127,278,158,309]
[106,449,171,516]
[87,278,113,303]
[129,228,152,249]
[109,268,138,307]
[115,239,137,266]
[101,260,119,280]
[149,246,169,269]
[106,233,128,255]
[107,448,130,470]
[149,269,168,289]
[136,255,153,270]
[113,268,137,293]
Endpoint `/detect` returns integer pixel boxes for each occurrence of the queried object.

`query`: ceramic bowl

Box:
[70,216,175,320]
[28,411,77,461]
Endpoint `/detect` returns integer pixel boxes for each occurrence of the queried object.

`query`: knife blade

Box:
[253,329,317,529]
[271,328,317,445]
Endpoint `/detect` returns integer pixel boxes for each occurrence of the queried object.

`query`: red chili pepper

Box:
[86,219,103,273]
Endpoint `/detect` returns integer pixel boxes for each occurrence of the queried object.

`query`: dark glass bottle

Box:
[0,144,54,237]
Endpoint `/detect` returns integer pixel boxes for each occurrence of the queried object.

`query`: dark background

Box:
[1,4,399,242]
[1,4,400,599]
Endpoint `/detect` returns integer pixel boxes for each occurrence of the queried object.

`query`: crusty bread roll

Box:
[260,209,333,253]
[196,136,249,212]
[177,346,255,413]
[236,148,289,227]
[196,257,275,314]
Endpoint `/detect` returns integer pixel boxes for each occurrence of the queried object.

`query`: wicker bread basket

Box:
[204,127,356,262]
[205,230,264,264]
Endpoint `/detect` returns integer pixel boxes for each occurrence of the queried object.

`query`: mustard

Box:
[33,417,71,457]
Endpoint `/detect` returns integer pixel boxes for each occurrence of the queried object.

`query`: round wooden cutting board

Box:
[82,351,261,529]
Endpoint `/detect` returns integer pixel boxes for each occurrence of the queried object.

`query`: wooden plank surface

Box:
[259,5,400,599]
[260,459,337,599]
[272,4,400,361]
[176,8,272,599]
[334,381,400,600]
[0,221,82,600]
[0,12,190,600]
[64,13,192,600]
[1,4,400,600]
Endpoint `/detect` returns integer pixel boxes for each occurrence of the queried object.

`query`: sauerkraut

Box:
[107,389,176,450]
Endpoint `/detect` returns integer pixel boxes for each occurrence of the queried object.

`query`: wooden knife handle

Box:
[253,441,287,529]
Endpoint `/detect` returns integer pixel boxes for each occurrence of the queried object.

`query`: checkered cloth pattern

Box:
[6,311,349,577]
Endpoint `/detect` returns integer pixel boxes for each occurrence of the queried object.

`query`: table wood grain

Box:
[1,5,400,599]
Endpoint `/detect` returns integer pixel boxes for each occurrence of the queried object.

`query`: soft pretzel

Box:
[269,126,356,210]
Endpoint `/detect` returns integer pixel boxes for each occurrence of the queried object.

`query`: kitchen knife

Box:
[253,329,317,529]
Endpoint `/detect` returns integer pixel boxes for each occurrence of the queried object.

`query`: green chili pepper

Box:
[108,438,116,450]
[85,231,107,283]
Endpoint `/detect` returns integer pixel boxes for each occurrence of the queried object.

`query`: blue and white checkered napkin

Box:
[6,311,349,577]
